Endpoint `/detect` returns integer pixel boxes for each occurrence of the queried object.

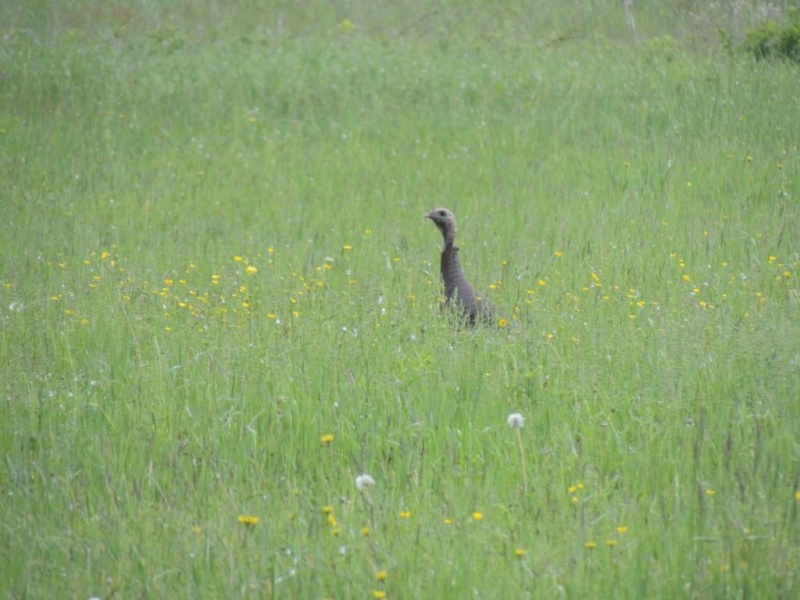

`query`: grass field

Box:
[2,1,800,598]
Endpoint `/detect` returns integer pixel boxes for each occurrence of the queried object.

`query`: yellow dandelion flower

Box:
[327,514,337,527]
[768,256,776,264]
[342,245,353,251]
[498,318,508,328]
[795,490,800,501]
[443,518,453,525]
[515,548,527,557]
[567,485,578,494]
[616,526,628,534]
[584,541,597,550]
[682,274,691,282]
[320,433,335,444]
[237,515,259,526]
[372,591,387,600]
[554,250,563,257]
[606,539,618,548]
[375,570,388,581]
[399,511,411,519]
[330,527,342,536]
[472,511,484,521]
[361,526,370,537]
[322,505,334,514]
[706,488,715,496]
[246,265,258,275]
[234,256,243,262]
[191,525,202,534]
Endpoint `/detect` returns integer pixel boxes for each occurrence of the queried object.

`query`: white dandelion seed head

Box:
[507,413,525,428]
[355,473,375,491]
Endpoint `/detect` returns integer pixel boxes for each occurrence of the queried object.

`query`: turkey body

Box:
[425,208,494,325]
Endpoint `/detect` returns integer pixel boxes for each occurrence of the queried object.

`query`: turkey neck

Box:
[440,241,468,301]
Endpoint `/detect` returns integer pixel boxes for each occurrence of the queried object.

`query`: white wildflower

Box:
[355,473,375,491]
[507,413,525,428]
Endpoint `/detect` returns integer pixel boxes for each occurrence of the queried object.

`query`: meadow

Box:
[2,1,800,598]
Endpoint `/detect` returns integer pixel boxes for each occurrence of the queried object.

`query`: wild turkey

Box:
[425,208,494,325]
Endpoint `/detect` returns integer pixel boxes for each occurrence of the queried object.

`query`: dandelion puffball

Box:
[356,473,376,491]
[507,413,525,428]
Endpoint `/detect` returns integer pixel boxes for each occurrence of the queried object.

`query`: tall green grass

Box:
[2,1,800,598]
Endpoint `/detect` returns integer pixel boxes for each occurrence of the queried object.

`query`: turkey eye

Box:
[439,210,446,217]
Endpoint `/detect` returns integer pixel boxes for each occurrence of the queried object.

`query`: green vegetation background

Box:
[2,1,799,598]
